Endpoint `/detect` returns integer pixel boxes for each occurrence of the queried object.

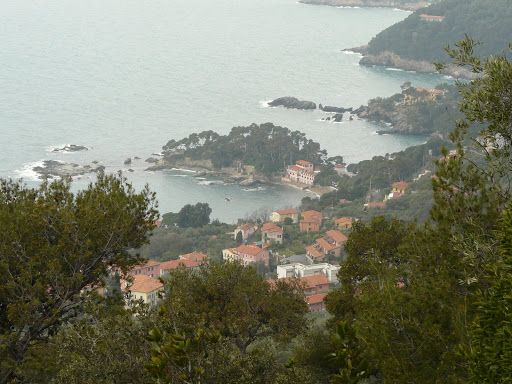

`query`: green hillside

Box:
[366,0,512,62]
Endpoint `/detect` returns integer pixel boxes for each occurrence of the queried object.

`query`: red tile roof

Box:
[326,230,348,244]
[179,252,208,262]
[316,237,338,252]
[301,210,322,223]
[236,244,265,256]
[160,259,200,271]
[296,160,313,167]
[306,293,327,305]
[275,208,298,215]
[288,165,302,172]
[392,181,409,191]
[301,275,330,289]
[261,222,283,234]
[306,245,324,259]
[367,201,386,209]
[335,217,353,225]
[129,275,163,293]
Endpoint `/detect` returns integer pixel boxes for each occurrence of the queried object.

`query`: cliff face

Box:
[299,0,431,11]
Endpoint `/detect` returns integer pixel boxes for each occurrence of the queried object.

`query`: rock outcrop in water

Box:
[319,104,353,113]
[32,160,104,179]
[268,97,316,110]
[52,144,88,153]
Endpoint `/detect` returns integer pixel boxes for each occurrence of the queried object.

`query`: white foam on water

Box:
[259,100,272,108]
[170,167,197,173]
[342,50,362,57]
[14,160,47,181]
[385,67,404,72]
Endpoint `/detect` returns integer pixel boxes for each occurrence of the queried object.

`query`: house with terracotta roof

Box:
[419,14,445,22]
[284,160,316,186]
[234,223,258,242]
[179,251,208,263]
[385,181,409,201]
[124,274,163,307]
[335,217,355,230]
[306,230,348,261]
[261,222,284,244]
[271,208,299,224]
[392,181,409,194]
[300,210,322,232]
[130,259,161,278]
[159,258,201,277]
[301,275,330,296]
[222,244,270,266]
[306,293,327,312]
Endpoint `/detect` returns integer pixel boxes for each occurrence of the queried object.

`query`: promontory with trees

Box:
[355,0,512,75]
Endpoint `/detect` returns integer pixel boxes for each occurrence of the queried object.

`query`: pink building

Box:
[285,160,316,186]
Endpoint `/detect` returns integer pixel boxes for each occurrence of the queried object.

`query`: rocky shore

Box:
[358,51,477,79]
[51,144,88,153]
[299,0,431,11]
[145,157,271,188]
[33,160,104,179]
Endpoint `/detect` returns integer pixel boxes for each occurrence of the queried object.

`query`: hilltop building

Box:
[419,14,445,22]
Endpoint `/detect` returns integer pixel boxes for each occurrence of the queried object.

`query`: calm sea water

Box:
[0,0,449,222]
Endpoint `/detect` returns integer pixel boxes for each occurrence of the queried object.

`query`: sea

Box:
[0,0,451,222]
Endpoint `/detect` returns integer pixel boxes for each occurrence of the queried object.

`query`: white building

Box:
[277,262,340,284]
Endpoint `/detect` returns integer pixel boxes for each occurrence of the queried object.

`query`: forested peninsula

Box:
[147,123,326,181]
[358,0,512,75]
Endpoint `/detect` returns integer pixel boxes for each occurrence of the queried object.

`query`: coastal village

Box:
[120,157,415,314]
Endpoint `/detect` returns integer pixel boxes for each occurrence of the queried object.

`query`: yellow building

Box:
[125,274,164,307]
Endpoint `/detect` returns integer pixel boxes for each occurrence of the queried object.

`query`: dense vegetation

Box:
[162,123,326,176]
[356,83,462,136]
[2,40,512,384]
[367,0,512,62]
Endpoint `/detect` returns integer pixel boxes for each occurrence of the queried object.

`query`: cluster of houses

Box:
[119,203,359,313]
[121,252,207,307]
[224,207,357,311]
[365,181,410,210]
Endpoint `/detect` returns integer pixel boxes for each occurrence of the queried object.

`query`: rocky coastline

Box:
[359,51,477,79]
[345,47,477,79]
[33,160,105,179]
[299,0,431,11]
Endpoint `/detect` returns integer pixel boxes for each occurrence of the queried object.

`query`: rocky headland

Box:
[351,84,460,136]
[357,50,477,79]
[33,160,105,179]
[299,0,431,11]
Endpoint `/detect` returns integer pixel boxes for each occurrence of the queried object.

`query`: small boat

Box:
[225,197,231,202]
